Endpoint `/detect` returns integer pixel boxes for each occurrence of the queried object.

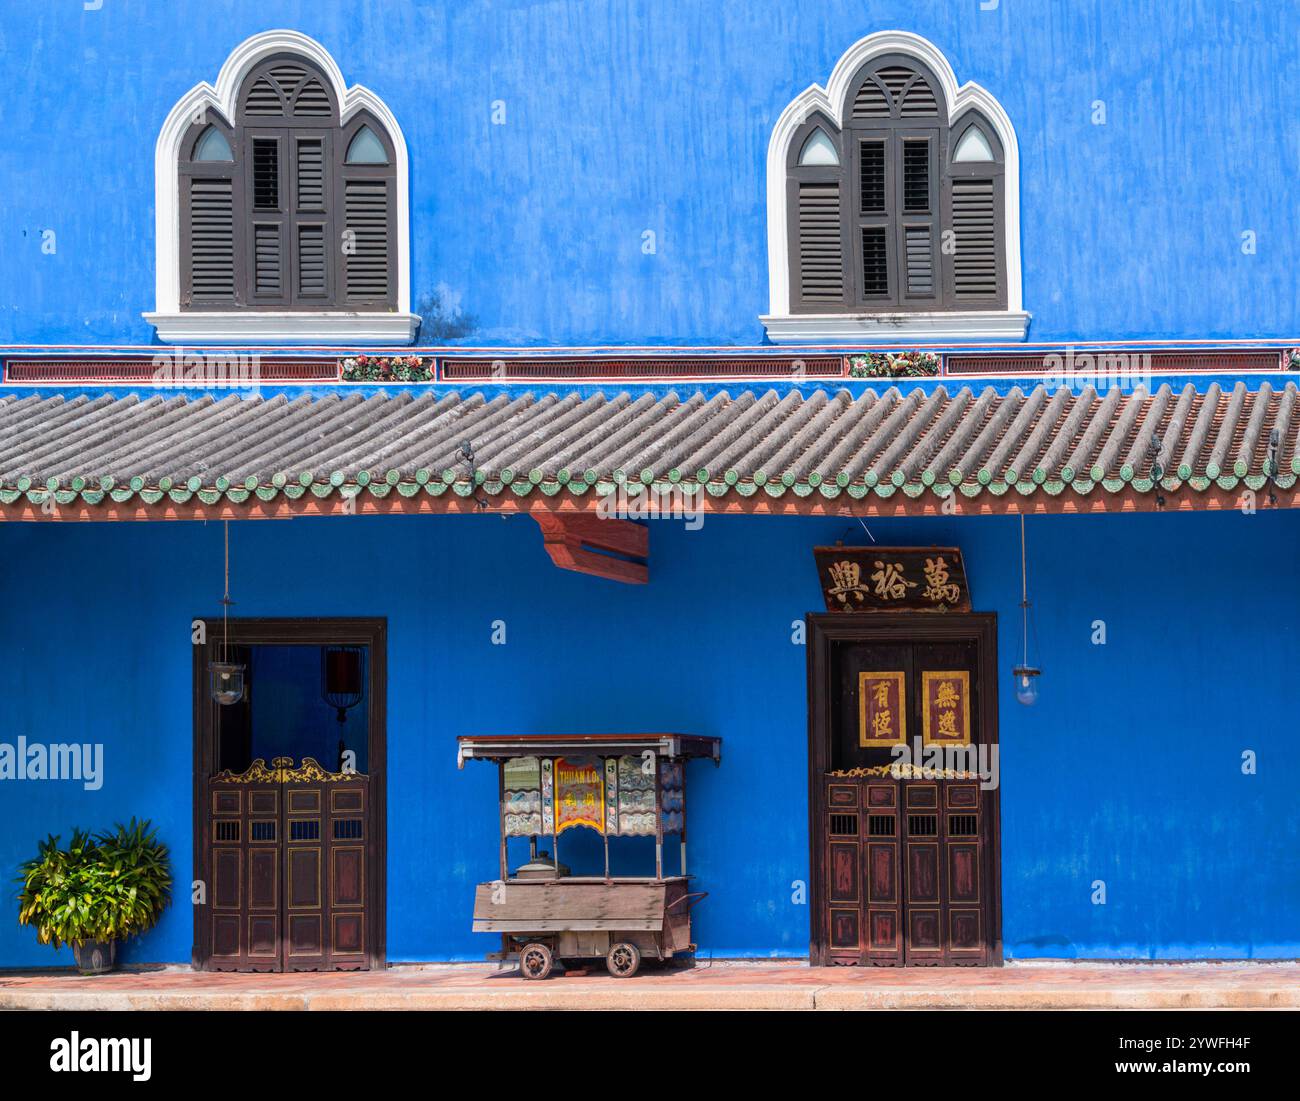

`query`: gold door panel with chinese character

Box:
[808,614,1000,967]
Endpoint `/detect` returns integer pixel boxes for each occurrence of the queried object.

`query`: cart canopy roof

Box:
[457,733,721,767]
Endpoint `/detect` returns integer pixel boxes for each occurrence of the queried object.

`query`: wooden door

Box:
[283,765,369,971]
[808,614,1000,966]
[205,757,369,971]
[206,770,282,971]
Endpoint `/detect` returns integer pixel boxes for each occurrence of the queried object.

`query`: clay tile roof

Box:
[0,382,1296,510]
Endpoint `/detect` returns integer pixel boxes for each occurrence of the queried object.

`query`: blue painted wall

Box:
[1,505,1297,966]
[1,0,1297,346]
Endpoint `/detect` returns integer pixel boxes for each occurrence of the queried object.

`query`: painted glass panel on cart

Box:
[659,759,684,835]
[554,756,604,834]
[503,756,542,837]
[616,754,656,835]
[540,758,554,834]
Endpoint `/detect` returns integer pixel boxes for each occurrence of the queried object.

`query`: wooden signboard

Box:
[815,546,971,613]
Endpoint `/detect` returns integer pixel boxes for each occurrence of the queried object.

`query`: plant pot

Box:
[73,939,116,975]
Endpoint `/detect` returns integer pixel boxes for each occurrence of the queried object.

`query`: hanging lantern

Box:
[208,521,245,706]
[322,646,365,724]
[209,660,246,706]
[1013,515,1042,707]
[1012,664,1040,707]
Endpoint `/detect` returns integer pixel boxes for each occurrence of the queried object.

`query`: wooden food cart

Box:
[457,733,722,979]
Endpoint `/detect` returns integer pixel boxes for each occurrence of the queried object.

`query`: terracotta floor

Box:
[2,959,1297,1010]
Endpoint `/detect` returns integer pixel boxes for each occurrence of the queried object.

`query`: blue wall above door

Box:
[2,1,1297,345]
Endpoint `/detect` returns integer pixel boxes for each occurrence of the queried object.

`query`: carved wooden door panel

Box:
[206,770,283,971]
[283,764,369,971]
[205,757,369,971]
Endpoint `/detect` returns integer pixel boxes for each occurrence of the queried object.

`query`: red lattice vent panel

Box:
[440,356,846,380]
[946,351,1283,375]
[4,357,338,383]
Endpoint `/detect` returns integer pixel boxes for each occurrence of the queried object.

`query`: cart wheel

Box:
[519,942,554,980]
[606,941,640,978]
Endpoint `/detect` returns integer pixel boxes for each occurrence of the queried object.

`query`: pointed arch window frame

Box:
[146,29,417,344]
[762,30,1028,344]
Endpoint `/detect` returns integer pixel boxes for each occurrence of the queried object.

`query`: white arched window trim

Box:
[144,29,418,345]
[762,30,1029,344]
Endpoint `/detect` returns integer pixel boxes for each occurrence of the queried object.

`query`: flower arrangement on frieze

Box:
[847,351,941,378]
[340,355,434,382]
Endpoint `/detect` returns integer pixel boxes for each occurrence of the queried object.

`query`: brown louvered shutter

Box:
[796,182,845,304]
[342,177,392,305]
[904,225,934,295]
[291,134,331,304]
[949,177,1000,302]
[184,176,237,303]
[246,133,287,305]
[897,133,938,303]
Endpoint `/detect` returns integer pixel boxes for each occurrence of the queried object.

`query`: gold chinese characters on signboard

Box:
[814,547,971,613]
[859,671,906,747]
[921,670,971,746]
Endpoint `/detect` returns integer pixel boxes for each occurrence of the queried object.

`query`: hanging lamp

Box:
[322,645,365,724]
[208,521,245,706]
[1012,514,1041,706]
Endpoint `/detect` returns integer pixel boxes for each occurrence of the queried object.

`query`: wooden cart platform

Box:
[472,877,702,978]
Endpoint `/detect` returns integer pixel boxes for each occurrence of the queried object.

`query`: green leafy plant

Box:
[16,819,172,950]
[847,351,941,378]
[340,354,433,382]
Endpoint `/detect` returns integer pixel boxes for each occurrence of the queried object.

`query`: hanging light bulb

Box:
[1012,664,1040,706]
[208,521,246,706]
[1012,514,1041,707]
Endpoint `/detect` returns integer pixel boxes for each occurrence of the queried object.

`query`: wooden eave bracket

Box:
[531,514,648,584]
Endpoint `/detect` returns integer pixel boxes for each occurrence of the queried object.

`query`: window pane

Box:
[252,138,279,209]
[859,141,885,214]
[903,140,929,213]
[953,126,994,163]
[798,128,839,166]
[345,125,388,164]
[194,127,233,162]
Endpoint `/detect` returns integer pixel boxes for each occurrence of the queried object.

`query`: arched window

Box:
[177,53,397,312]
[787,54,1006,312]
[766,32,1025,343]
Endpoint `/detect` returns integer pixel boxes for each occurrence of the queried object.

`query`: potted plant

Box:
[16,818,172,974]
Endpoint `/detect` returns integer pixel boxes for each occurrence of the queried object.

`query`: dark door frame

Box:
[806,611,1002,966]
[192,616,387,970]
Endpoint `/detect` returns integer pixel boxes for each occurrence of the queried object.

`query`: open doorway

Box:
[192,618,386,972]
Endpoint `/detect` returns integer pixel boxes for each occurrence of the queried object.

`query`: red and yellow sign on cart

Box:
[553,756,605,834]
